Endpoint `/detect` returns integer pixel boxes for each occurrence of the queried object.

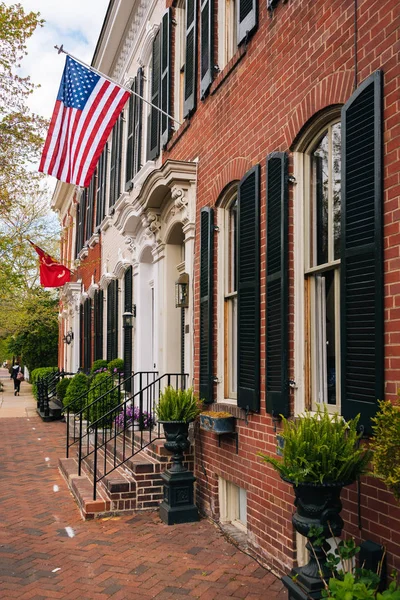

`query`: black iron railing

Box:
[65,371,158,461]
[37,369,73,417]
[87,373,188,500]
[65,371,121,457]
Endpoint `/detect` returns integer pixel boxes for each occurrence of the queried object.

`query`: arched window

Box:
[304,120,341,410]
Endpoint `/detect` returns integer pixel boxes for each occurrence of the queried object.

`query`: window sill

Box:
[210,45,247,97]
[212,402,245,420]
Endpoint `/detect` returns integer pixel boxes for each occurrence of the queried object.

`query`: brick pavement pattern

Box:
[0,379,286,599]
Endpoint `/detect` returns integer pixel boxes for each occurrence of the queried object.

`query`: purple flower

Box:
[114,405,154,429]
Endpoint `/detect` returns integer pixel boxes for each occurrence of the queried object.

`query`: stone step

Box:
[37,399,63,422]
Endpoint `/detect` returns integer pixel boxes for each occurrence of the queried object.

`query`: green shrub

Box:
[30,367,57,400]
[90,359,108,374]
[56,377,71,403]
[107,358,124,375]
[371,398,400,501]
[85,372,121,427]
[156,387,202,422]
[63,373,89,412]
[258,406,371,485]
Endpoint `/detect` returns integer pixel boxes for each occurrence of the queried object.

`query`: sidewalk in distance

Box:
[0,367,37,418]
[0,373,286,599]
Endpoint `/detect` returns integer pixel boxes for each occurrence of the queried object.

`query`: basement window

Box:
[218,477,247,532]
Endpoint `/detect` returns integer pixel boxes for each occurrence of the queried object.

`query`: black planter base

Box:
[159,470,199,525]
[282,569,324,600]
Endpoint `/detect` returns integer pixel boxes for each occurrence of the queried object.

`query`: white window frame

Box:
[218,477,247,532]
[216,184,239,405]
[218,0,237,71]
[293,114,342,418]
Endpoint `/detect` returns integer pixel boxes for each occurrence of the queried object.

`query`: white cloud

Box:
[2,0,110,189]
[4,0,110,119]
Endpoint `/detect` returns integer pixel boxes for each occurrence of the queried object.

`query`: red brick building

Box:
[54,0,399,580]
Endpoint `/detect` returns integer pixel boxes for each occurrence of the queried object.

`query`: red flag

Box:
[29,242,71,287]
[39,56,130,187]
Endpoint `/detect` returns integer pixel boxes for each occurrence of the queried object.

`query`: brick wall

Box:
[162,0,400,575]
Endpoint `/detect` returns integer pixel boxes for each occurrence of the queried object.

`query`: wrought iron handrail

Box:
[65,371,158,464]
[37,369,74,417]
[65,371,120,458]
[87,373,188,500]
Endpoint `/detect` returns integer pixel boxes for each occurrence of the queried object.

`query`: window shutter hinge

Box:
[213,225,220,232]
[288,175,297,184]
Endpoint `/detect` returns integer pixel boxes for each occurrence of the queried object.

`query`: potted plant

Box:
[200,411,235,434]
[155,386,202,525]
[371,398,400,502]
[258,407,371,598]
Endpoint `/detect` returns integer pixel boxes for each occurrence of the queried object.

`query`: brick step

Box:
[59,442,168,519]
[59,457,111,519]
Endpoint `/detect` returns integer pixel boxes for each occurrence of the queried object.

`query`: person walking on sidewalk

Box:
[10,362,23,396]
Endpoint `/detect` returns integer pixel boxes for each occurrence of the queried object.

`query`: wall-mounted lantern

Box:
[175,273,189,308]
[123,311,134,328]
[63,330,74,345]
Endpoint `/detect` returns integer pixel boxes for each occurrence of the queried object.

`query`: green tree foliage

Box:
[0,2,47,211]
[6,289,58,372]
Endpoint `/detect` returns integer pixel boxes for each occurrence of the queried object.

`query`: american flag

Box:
[39,56,130,187]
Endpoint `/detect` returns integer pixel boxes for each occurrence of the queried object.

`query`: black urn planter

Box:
[282,478,353,600]
[158,421,199,525]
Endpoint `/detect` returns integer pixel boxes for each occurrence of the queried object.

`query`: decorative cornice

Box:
[112,0,152,80]
[88,232,100,248]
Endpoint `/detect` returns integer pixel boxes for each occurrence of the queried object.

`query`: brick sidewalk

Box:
[0,410,286,599]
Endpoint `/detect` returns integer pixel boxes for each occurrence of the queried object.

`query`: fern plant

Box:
[371,398,400,501]
[258,406,371,485]
[156,387,202,422]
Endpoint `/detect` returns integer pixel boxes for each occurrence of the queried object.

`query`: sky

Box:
[7,0,110,119]
[4,0,110,191]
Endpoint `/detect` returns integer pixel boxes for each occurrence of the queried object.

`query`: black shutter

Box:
[113,279,119,360]
[94,290,104,361]
[133,68,143,177]
[200,0,213,99]
[147,30,161,161]
[96,144,107,227]
[161,9,172,147]
[124,267,133,384]
[341,70,383,434]
[76,190,86,256]
[116,116,123,202]
[83,298,92,372]
[237,165,260,412]
[75,202,81,258]
[86,174,95,240]
[266,153,289,418]
[199,208,214,403]
[125,77,136,187]
[237,0,257,46]
[184,0,197,118]
[109,124,117,207]
[79,304,84,370]
[107,281,114,362]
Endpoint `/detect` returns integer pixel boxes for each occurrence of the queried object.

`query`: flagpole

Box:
[54,44,182,128]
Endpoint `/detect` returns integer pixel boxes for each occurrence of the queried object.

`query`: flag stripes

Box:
[39,57,130,188]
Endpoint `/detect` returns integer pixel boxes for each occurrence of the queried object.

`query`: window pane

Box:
[313,270,336,406]
[332,123,342,260]
[229,295,237,395]
[228,199,237,293]
[311,133,329,266]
